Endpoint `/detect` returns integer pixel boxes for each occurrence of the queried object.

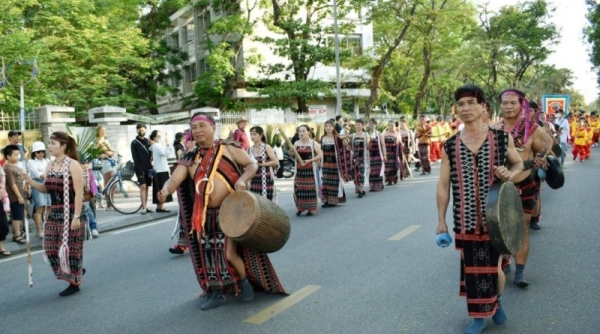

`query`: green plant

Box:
[66,126,103,162]
[265,125,281,147]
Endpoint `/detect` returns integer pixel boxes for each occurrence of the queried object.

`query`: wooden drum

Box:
[219,190,291,253]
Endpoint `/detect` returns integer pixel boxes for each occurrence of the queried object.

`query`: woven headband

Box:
[191,115,215,126]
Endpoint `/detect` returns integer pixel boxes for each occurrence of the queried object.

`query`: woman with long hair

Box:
[248,126,278,202]
[95,126,116,209]
[27,141,51,237]
[293,125,322,216]
[24,131,87,297]
[350,119,370,197]
[368,118,386,191]
[383,121,401,185]
[149,130,172,212]
[320,120,352,207]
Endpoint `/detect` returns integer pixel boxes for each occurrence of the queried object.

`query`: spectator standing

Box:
[0,166,10,256]
[3,145,28,244]
[95,126,116,209]
[554,109,570,166]
[8,130,29,168]
[27,141,51,237]
[233,117,250,150]
[131,124,153,214]
[149,130,172,213]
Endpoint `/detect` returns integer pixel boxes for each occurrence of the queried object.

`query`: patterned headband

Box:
[190,115,215,126]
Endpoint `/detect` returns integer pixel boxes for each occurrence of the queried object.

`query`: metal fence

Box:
[0,110,40,130]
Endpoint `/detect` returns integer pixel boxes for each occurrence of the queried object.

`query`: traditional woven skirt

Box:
[418,143,431,173]
[369,141,384,191]
[184,208,286,294]
[249,164,275,201]
[44,204,87,285]
[384,137,399,184]
[294,163,318,212]
[455,233,500,318]
[321,143,346,205]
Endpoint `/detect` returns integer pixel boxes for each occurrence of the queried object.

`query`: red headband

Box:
[500,90,522,99]
[190,115,215,126]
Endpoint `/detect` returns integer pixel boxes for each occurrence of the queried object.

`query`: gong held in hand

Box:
[485,181,525,255]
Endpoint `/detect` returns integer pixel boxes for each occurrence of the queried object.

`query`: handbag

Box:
[92,159,102,171]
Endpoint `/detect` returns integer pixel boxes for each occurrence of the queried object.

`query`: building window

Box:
[199,58,211,73]
[189,65,197,82]
[200,11,211,29]
[170,34,179,48]
[186,23,195,43]
[325,35,363,56]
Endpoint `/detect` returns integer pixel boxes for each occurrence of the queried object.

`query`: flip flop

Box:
[1,249,11,256]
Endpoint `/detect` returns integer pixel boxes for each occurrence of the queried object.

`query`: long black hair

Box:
[249,126,267,143]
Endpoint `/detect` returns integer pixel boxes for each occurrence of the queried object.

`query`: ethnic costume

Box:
[383,133,400,184]
[368,132,384,191]
[352,133,368,193]
[248,143,276,202]
[399,130,412,178]
[320,135,352,206]
[416,124,432,174]
[294,140,319,213]
[445,128,508,318]
[176,142,286,295]
[44,158,87,285]
[573,127,590,161]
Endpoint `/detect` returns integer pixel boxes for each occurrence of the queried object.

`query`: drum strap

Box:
[192,144,224,237]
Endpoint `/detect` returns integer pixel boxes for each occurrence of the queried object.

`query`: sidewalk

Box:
[3,201,179,256]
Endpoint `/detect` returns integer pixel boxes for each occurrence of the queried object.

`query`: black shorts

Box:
[136,170,153,187]
[515,175,537,215]
[10,202,25,221]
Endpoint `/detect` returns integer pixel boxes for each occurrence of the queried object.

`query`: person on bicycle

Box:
[95,126,116,210]
[130,124,153,214]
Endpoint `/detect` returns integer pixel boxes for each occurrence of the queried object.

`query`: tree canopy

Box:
[0,0,586,120]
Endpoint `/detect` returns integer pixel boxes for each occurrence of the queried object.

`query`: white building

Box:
[157,2,372,119]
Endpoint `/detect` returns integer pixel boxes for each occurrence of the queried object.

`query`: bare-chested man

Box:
[159,112,286,310]
[491,89,552,287]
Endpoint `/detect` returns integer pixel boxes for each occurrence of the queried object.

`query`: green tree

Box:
[585,0,600,91]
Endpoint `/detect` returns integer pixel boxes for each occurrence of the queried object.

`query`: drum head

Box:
[486,182,525,254]
[546,156,564,189]
[219,191,261,238]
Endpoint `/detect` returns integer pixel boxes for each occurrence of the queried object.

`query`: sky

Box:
[475,0,599,104]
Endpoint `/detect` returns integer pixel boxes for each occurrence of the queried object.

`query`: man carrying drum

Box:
[437,84,523,334]
[491,89,553,288]
[158,112,286,311]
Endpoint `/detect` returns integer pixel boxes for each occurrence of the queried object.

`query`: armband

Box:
[522,160,534,171]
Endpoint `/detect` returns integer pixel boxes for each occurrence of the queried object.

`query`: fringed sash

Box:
[55,157,72,274]
[192,144,225,238]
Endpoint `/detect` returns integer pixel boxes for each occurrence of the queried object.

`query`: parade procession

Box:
[2,0,600,333]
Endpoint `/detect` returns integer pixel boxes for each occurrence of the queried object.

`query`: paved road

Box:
[1,156,599,334]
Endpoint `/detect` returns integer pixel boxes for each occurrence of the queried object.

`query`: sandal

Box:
[0,249,11,256]
[12,236,26,244]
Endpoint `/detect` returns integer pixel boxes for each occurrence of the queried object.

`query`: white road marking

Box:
[110,218,172,234]
[0,250,44,263]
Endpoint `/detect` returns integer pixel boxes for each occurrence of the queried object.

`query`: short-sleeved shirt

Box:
[4,164,25,203]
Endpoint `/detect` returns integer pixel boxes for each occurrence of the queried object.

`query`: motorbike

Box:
[281,152,296,178]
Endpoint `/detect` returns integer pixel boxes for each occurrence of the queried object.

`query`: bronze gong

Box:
[486,181,525,255]
[545,155,564,190]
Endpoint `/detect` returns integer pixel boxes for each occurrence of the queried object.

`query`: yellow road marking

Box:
[244,285,321,325]
[388,225,421,241]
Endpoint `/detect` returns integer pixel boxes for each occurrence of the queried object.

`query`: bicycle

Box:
[99,156,142,214]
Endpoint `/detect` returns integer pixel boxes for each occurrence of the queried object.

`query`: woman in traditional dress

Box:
[368,118,386,191]
[25,131,87,297]
[383,121,401,185]
[248,126,278,202]
[398,117,414,177]
[320,120,352,208]
[351,119,370,198]
[293,125,322,216]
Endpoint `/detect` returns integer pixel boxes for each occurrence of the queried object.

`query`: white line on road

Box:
[388,225,421,241]
[111,218,172,234]
[0,250,44,263]
[244,285,321,325]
